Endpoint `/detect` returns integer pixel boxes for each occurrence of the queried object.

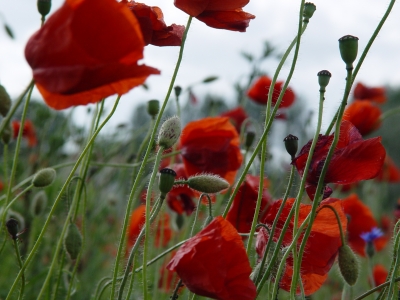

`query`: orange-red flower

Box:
[166,216,256,300]
[343,101,381,136]
[25,0,159,110]
[353,82,386,104]
[247,75,295,108]
[292,121,386,200]
[220,106,248,133]
[174,0,255,32]
[342,194,388,257]
[167,164,196,215]
[125,1,184,46]
[180,117,243,185]
[375,155,400,182]
[12,120,37,147]
[372,264,388,287]
[257,198,347,296]
[127,205,172,250]
[226,174,272,234]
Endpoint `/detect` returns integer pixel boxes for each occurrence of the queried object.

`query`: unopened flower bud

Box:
[37,0,51,18]
[187,175,229,194]
[64,223,82,260]
[175,214,184,230]
[0,84,12,117]
[32,168,56,188]
[303,3,316,22]
[317,70,332,93]
[338,245,359,286]
[30,190,48,216]
[1,124,12,145]
[147,99,159,117]
[159,168,177,196]
[6,218,19,240]
[339,35,359,69]
[283,134,298,159]
[158,116,181,149]
[245,131,256,149]
[174,86,182,98]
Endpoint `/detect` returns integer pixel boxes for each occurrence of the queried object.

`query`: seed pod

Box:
[6,218,19,240]
[174,86,182,98]
[159,168,177,196]
[339,35,359,69]
[32,168,56,188]
[303,3,316,23]
[317,70,332,93]
[64,223,82,260]
[37,0,51,18]
[158,116,181,149]
[283,134,298,159]
[0,84,12,117]
[187,175,229,194]
[147,99,160,117]
[338,244,359,286]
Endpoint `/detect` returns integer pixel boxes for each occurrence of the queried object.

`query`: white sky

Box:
[0,0,399,130]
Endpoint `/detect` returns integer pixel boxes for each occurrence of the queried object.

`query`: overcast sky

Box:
[1,0,399,130]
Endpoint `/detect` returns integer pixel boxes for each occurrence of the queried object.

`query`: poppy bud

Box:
[317,70,332,93]
[174,86,182,98]
[0,84,12,117]
[32,168,56,188]
[64,223,82,260]
[202,76,218,83]
[159,168,177,196]
[187,175,229,194]
[30,190,48,216]
[147,99,160,117]
[245,131,256,149]
[158,116,181,149]
[37,0,51,18]
[338,245,359,286]
[6,218,19,240]
[303,3,316,23]
[283,134,298,159]
[339,35,359,70]
[1,124,12,145]
[175,213,184,230]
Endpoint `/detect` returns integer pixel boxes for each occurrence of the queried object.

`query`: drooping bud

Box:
[0,84,12,117]
[1,123,12,145]
[303,3,316,23]
[158,116,181,149]
[32,168,56,188]
[64,223,82,260]
[147,99,160,117]
[159,168,177,196]
[245,131,256,149]
[283,134,298,159]
[338,245,359,286]
[339,35,359,70]
[317,70,332,93]
[187,175,229,194]
[6,218,19,240]
[37,0,51,18]
[30,190,48,216]
[174,86,182,98]
[175,214,184,230]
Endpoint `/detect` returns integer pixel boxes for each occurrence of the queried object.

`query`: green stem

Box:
[109,17,192,298]
[387,229,400,298]
[5,97,121,300]
[12,238,25,300]
[380,106,400,122]
[354,277,400,300]
[51,251,65,300]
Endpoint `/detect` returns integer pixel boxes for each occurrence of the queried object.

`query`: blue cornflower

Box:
[360,227,384,243]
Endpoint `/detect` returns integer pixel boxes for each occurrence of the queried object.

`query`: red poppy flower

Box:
[166,216,256,300]
[125,1,184,46]
[375,155,400,182]
[226,174,272,234]
[180,117,243,185]
[292,120,386,200]
[372,264,388,288]
[257,198,347,296]
[342,194,388,257]
[25,0,159,110]
[342,101,381,136]
[353,82,386,104]
[127,205,172,250]
[247,75,295,108]
[12,120,37,147]
[167,164,196,215]
[220,106,248,133]
[174,0,255,32]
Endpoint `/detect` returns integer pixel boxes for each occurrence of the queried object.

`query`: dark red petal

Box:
[196,10,255,32]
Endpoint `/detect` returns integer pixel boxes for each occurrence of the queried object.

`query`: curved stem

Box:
[12,238,25,300]
[6,97,121,300]
[354,277,400,300]
[316,205,346,245]
[110,16,192,298]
